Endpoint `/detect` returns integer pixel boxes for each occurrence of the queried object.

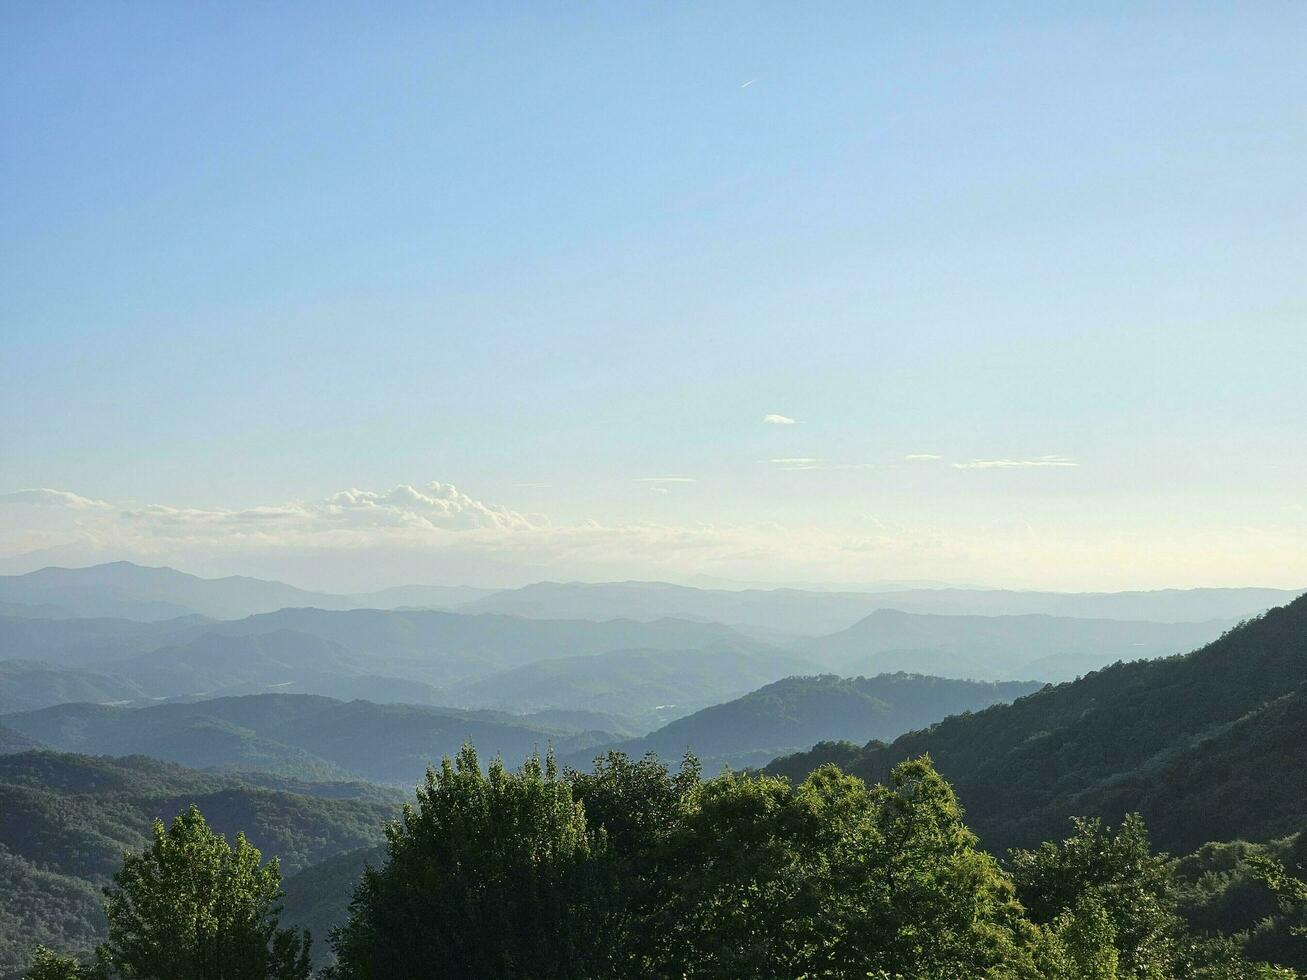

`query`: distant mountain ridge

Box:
[466,579,1303,635]
[1,563,1298,636]
[799,608,1232,682]
[0,561,493,621]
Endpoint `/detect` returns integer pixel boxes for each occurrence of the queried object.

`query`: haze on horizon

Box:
[2,3,1304,594]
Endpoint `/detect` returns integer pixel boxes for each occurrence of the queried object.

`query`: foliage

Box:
[0,751,393,979]
[93,805,310,980]
[1011,815,1178,979]
[327,746,619,980]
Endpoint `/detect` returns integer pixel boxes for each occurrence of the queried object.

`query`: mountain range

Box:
[2,563,1298,635]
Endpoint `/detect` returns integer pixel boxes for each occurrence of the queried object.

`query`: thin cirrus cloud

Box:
[762,414,798,425]
[952,455,1079,470]
[766,457,824,471]
[0,488,112,510]
[905,454,943,462]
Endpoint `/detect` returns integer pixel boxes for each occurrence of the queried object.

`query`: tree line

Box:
[27,746,1305,980]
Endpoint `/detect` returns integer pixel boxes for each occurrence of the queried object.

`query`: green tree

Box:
[646,757,1038,979]
[95,804,310,980]
[1011,815,1177,980]
[328,745,620,980]
[25,947,88,980]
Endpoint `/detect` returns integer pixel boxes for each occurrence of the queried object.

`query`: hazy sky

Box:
[2,3,1304,591]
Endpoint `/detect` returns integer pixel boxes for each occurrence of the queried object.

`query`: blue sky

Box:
[2,3,1304,590]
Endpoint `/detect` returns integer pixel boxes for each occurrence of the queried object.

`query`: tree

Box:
[328,745,621,980]
[645,757,1039,979]
[25,947,88,980]
[95,804,310,980]
[1011,815,1177,980]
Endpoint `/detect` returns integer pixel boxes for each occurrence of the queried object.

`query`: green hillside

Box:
[0,750,398,978]
[767,595,1307,854]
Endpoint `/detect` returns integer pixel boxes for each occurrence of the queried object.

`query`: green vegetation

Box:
[767,595,1307,854]
[0,751,397,978]
[599,672,1042,770]
[16,748,1304,979]
[26,806,311,980]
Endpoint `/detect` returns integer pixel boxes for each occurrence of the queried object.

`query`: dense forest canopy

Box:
[17,748,1304,979]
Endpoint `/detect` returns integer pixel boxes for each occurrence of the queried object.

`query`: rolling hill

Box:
[448,647,816,729]
[0,693,619,785]
[0,660,145,713]
[592,673,1043,771]
[0,750,399,979]
[766,594,1307,855]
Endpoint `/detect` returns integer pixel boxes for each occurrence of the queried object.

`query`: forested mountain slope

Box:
[1,693,617,784]
[767,595,1307,854]
[595,673,1042,771]
[0,751,398,978]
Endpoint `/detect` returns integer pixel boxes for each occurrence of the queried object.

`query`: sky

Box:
[1,2,1304,592]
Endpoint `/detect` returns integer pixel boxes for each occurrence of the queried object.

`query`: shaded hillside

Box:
[0,750,397,978]
[202,607,763,685]
[109,629,448,704]
[0,614,205,667]
[767,595,1307,854]
[2,606,768,705]
[800,609,1229,682]
[1,693,618,784]
[0,723,41,754]
[0,660,145,713]
[449,647,815,729]
[466,580,1301,635]
[598,673,1042,771]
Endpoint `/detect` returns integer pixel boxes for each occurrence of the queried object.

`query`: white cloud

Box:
[952,455,1079,470]
[650,486,671,495]
[0,488,112,510]
[767,458,821,465]
[635,477,697,484]
[762,414,798,425]
[905,454,943,462]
